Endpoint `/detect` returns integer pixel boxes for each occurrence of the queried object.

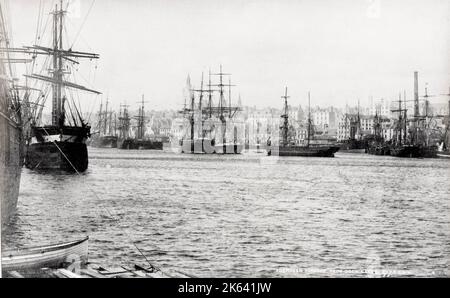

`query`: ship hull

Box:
[338,139,367,153]
[25,125,90,172]
[367,145,390,156]
[268,145,340,157]
[339,148,366,154]
[25,141,88,172]
[2,237,89,273]
[119,138,163,150]
[89,136,118,148]
[0,113,22,228]
[389,145,437,158]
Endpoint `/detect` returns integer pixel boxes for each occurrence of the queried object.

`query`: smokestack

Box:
[414,71,419,117]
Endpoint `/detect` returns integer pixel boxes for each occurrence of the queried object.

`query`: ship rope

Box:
[39,126,164,273]
[69,0,96,49]
[0,110,18,128]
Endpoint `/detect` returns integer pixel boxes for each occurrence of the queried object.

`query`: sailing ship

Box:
[437,96,450,158]
[179,66,243,154]
[0,1,23,229]
[90,98,118,148]
[366,110,390,156]
[388,72,437,158]
[20,1,100,172]
[338,101,367,153]
[118,95,163,150]
[267,88,340,157]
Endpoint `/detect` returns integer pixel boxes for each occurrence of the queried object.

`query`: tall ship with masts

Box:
[19,1,100,172]
[366,109,390,156]
[338,101,367,153]
[118,95,163,150]
[267,87,340,157]
[90,98,118,148]
[0,1,23,227]
[179,66,243,154]
[388,72,437,158]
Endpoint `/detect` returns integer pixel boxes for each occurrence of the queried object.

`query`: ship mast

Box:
[207,70,213,119]
[114,113,117,137]
[391,92,407,146]
[97,98,103,134]
[119,103,130,139]
[403,90,407,143]
[357,99,361,140]
[211,65,233,145]
[192,73,206,138]
[307,91,311,147]
[136,94,149,140]
[280,87,289,146]
[190,90,195,150]
[104,97,109,135]
[52,1,64,127]
[108,108,113,136]
[22,0,100,127]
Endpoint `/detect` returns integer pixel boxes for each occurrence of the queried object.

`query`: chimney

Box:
[414,71,419,117]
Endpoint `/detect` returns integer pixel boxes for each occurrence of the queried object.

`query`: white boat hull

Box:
[2,237,89,272]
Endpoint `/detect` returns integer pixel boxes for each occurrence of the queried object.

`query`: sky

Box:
[6,0,450,113]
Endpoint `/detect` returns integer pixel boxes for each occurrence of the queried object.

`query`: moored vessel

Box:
[2,237,89,273]
[388,72,437,158]
[338,102,367,153]
[366,112,390,156]
[90,98,118,148]
[0,2,23,227]
[267,88,340,157]
[179,67,243,154]
[21,1,100,172]
[118,95,163,150]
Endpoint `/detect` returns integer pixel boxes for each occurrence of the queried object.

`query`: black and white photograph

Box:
[0,0,449,285]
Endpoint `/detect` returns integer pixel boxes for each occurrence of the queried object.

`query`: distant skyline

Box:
[7,0,450,114]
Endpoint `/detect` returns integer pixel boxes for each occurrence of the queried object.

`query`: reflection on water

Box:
[3,148,450,277]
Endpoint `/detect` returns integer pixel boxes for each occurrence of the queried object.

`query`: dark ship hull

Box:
[338,139,367,153]
[389,145,437,158]
[89,135,117,148]
[367,144,390,156]
[366,135,390,156]
[267,145,340,157]
[25,126,90,172]
[0,112,22,228]
[119,138,163,150]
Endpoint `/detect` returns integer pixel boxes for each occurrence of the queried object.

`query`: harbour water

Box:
[3,148,450,277]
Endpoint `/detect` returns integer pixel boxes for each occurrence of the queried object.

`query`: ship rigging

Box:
[15,0,101,172]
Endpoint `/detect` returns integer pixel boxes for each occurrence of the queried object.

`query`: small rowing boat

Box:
[1,237,89,272]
